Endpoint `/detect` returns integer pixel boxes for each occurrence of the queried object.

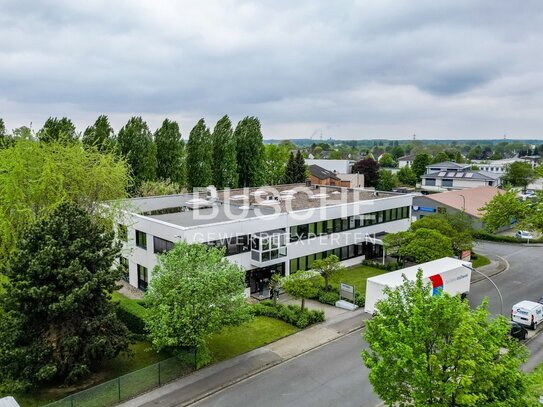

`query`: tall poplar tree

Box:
[37,117,78,144]
[212,115,238,189]
[117,116,157,190]
[235,116,265,187]
[155,119,185,187]
[186,119,213,190]
[82,115,115,152]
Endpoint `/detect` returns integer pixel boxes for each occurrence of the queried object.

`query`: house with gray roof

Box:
[420,161,501,192]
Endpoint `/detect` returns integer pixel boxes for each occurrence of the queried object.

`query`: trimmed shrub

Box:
[252,301,324,329]
[362,260,401,271]
[311,288,365,308]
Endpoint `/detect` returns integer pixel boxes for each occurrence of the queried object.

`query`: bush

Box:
[115,298,148,335]
[252,301,324,329]
[474,231,543,244]
[312,289,365,308]
[362,260,401,271]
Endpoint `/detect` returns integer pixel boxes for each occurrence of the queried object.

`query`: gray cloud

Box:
[0,0,542,139]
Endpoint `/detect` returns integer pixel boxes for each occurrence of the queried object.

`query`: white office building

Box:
[116,184,413,297]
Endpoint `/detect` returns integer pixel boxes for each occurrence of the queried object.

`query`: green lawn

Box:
[329,264,388,295]
[472,253,491,269]
[207,316,299,362]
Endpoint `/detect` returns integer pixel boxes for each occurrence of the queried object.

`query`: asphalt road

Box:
[469,241,543,316]
[193,242,542,407]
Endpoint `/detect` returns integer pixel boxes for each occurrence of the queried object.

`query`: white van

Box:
[511,301,543,329]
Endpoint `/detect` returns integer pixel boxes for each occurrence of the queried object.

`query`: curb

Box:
[470,254,509,284]
[181,321,366,406]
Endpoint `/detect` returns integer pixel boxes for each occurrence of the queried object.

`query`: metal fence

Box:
[43,355,193,407]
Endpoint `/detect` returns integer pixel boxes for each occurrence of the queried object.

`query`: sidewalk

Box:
[470,253,508,284]
[118,308,368,407]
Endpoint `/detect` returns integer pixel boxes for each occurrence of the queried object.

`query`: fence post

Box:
[118,377,121,401]
[158,360,161,386]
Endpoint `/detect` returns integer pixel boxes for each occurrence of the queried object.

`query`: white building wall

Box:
[120,194,413,289]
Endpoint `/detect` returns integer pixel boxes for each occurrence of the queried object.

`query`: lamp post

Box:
[462,263,504,315]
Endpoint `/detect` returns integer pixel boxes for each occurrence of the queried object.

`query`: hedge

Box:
[312,289,365,307]
[252,300,325,329]
[474,231,543,244]
[362,260,401,271]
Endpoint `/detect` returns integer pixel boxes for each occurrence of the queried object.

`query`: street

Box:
[193,242,543,407]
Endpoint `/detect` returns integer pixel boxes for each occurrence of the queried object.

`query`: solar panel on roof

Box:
[446,172,456,177]
[438,172,446,176]
[465,173,474,178]
[455,173,464,177]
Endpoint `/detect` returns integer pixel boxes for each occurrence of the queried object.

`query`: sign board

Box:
[461,250,471,261]
[339,282,355,302]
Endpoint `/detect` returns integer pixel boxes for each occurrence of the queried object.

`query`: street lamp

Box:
[462,263,504,315]
[459,194,466,212]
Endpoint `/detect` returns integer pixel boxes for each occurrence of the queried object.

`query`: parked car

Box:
[510,321,528,340]
[516,230,534,240]
[538,297,543,305]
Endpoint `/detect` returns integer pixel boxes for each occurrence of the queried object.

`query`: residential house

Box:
[420,161,501,192]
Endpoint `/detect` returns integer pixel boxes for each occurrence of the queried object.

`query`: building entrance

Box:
[247,263,285,296]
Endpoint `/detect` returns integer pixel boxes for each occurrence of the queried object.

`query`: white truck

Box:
[365,257,472,314]
[511,300,543,329]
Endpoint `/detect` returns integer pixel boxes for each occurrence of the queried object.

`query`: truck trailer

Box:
[365,257,472,314]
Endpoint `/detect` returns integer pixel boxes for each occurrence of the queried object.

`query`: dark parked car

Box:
[538,297,543,305]
[510,321,528,340]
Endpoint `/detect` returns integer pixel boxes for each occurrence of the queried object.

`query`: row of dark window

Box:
[205,235,250,256]
[289,242,383,273]
[289,206,410,242]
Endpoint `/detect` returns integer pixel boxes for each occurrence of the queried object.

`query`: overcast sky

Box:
[1,0,542,140]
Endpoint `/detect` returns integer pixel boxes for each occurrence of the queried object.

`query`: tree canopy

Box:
[0,203,130,390]
[212,115,238,189]
[312,254,343,290]
[117,116,157,189]
[284,150,307,184]
[362,271,529,407]
[263,144,290,185]
[282,270,323,311]
[501,162,535,192]
[377,169,398,191]
[397,166,417,186]
[412,153,431,180]
[37,117,78,144]
[384,228,454,264]
[480,190,543,233]
[144,242,250,367]
[352,158,380,187]
[235,116,265,187]
[186,119,213,190]
[0,139,130,261]
[82,115,115,152]
[155,119,185,186]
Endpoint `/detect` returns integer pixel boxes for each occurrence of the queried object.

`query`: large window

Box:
[442,179,453,188]
[207,235,251,256]
[425,178,436,186]
[135,230,147,249]
[153,236,174,254]
[137,264,148,291]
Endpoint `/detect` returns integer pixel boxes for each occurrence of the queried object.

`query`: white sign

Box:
[340,283,354,294]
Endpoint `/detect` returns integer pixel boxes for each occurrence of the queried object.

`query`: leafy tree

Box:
[397,166,417,186]
[282,271,324,311]
[399,228,454,263]
[117,117,157,189]
[432,151,450,164]
[312,254,344,290]
[352,158,380,187]
[501,162,535,192]
[0,203,130,390]
[0,139,129,261]
[37,117,78,144]
[362,271,528,407]
[268,273,282,306]
[235,116,265,187]
[212,115,238,189]
[82,115,115,152]
[155,119,185,186]
[455,151,464,163]
[390,145,404,161]
[284,150,307,184]
[411,153,430,180]
[186,119,213,190]
[263,144,290,185]
[137,179,180,197]
[329,150,342,159]
[382,231,412,266]
[467,145,483,160]
[480,190,525,232]
[144,242,250,367]
[379,153,396,168]
[0,118,8,148]
[377,169,398,191]
[410,215,472,254]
